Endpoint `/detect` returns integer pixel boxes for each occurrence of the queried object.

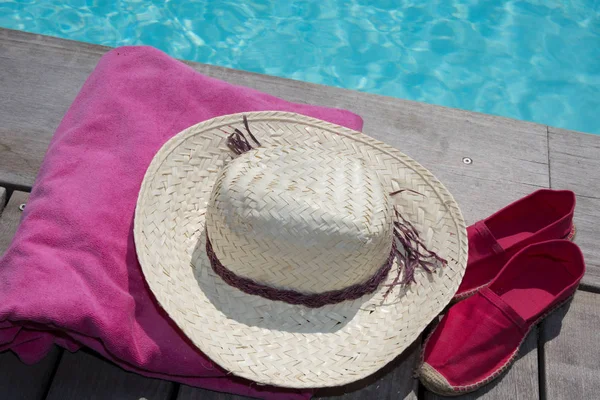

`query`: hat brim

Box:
[134,111,467,388]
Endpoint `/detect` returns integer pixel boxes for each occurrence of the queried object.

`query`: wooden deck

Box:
[1,28,599,399]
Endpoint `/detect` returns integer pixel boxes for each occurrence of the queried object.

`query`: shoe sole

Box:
[451,225,577,304]
[418,291,576,396]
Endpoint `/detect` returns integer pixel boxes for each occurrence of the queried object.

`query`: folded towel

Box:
[0,46,363,399]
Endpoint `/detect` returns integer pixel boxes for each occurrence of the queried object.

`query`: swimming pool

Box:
[1,1,599,134]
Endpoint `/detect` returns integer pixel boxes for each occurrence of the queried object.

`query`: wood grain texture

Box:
[45,351,174,400]
[548,127,600,289]
[541,291,600,400]
[568,196,600,290]
[548,127,600,198]
[424,328,539,400]
[0,346,61,400]
[0,190,28,255]
[0,27,551,225]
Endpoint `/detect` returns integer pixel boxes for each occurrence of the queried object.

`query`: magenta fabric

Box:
[422,240,585,390]
[454,189,576,300]
[0,46,364,399]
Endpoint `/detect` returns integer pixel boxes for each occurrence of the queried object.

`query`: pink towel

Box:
[0,46,363,399]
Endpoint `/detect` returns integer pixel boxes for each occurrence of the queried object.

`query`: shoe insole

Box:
[499,257,572,321]
[488,210,561,250]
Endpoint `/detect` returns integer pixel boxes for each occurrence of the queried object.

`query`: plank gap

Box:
[417,382,426,400]
[0,181,32,194]
[578,283,600,295]
[41,348,65,400]
[169,383,181,400]
[537,323,547,400]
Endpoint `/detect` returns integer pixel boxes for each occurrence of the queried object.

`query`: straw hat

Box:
[134,111,467,388]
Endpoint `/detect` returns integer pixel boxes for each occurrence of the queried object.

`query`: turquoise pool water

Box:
[1,1,599,134]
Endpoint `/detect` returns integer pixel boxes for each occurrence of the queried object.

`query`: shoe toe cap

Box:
[418,362,459,397]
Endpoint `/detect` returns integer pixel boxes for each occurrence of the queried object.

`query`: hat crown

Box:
[206,146,393,294]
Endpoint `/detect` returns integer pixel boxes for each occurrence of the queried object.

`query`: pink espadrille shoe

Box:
[419,240,585,396]
[453,189,576,302]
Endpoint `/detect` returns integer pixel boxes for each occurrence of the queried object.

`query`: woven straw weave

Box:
[134,111,468,388]
[206,145,394,293]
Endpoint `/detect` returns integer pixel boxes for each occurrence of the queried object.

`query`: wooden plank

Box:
[0,190,28,255]
[568,196,600,290]
[548,127,600,197]
[0,27,550,223]
[548,127,600,289]
[0,29,106,189]
[45,351,174,400]
[177,344,419,400]
[0,347,62,400]
[424,329,539,400]
[541,291,600,400]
